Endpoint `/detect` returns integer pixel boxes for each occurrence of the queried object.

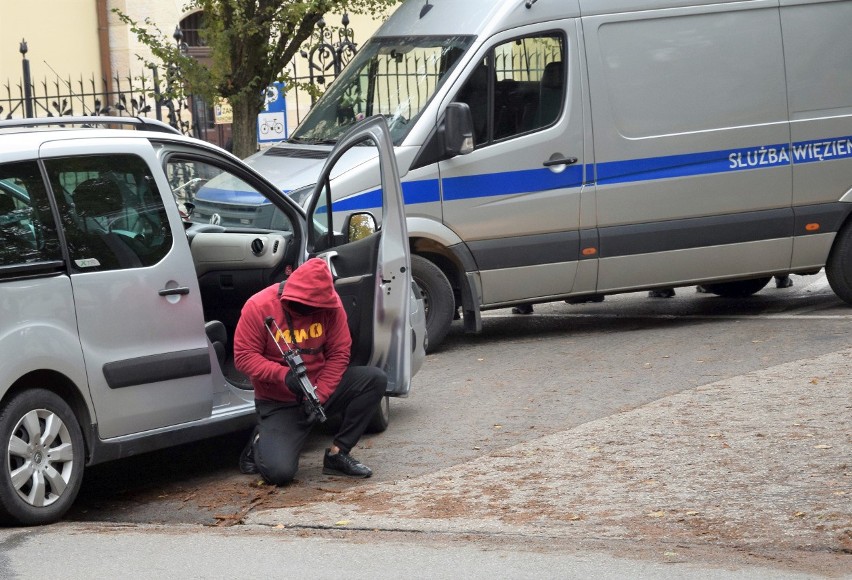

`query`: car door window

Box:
[45,155,172,271]
[168,158,295,231]
[455,33,565,147]
[0,162,63,267]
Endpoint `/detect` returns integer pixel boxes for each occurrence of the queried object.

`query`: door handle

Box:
[543,156,578,167]
[158,286,190,296]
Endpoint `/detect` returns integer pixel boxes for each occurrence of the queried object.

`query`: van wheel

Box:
[701,277,771,298]
[411,255,454,352]
[827,223,852,303]
[365,396,390,434]
[0,389,85,526]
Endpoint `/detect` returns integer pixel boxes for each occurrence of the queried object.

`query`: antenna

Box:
[420,0,433,18]
[526,0,539,8]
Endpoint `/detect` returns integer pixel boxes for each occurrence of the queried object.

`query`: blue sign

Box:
[258,82,288,142]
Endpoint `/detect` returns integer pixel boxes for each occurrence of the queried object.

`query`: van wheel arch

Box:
[4,371,94,462]
[410,254,456,352]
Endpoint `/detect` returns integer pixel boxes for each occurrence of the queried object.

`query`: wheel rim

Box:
[415,279,431,321]
[6,408,75,508]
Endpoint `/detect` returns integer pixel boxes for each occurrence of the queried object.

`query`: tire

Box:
[411,255,454,353]
[826,222,852,304]
[0,389,85,526]
[365,396,390,434]
[701,277,771,298]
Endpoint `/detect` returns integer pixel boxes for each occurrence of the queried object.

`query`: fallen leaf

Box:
[814,444,832,449]
[335,520,350,526]
[810,379,819,385]
[794,512,806,518]
[647,511,666,518]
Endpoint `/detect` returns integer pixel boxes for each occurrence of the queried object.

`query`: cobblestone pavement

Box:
[247,348,852,576]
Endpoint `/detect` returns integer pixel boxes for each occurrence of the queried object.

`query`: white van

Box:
[196,0,852,351]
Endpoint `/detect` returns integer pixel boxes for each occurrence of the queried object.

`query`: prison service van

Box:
[192,0,852,351]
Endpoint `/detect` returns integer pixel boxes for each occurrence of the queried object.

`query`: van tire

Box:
[701,277,771,298]
[826,223,852,304]
[365,396,390,434]
[0,389,85,526]
[411,255,454,352]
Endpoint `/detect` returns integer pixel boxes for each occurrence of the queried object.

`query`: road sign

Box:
[258,82,288,142]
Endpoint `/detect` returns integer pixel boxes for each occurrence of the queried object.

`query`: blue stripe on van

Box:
[331,179,442,212]
[597,143,791,185]
[442,166,583,200]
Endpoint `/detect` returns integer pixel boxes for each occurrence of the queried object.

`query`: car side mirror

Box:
[345,211,377,243]
[442,102,475,157]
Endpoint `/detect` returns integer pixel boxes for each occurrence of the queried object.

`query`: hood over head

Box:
[280,258,342,310]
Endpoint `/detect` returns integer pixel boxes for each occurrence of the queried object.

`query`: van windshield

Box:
[290,35,474,146]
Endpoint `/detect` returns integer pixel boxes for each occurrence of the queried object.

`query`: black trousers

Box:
[252,366,387,485]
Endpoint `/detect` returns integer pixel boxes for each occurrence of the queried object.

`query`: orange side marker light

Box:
[805,223,820,232]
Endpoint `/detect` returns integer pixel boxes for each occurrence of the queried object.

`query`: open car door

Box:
[305,116,415,398]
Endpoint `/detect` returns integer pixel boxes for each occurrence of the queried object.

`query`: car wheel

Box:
[411,255,454,353]
[700,277,771,298]
[0,389,85,526]
[365,396,390,434]
[826,222,852,304]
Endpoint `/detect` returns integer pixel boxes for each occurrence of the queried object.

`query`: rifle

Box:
[263,316,327,423]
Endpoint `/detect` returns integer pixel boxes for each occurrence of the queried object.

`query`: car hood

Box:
[245,143,379,194]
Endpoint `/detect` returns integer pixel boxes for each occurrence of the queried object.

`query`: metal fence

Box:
[1,22,359,148]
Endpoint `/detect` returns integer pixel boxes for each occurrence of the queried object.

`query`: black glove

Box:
[284,370,303,402]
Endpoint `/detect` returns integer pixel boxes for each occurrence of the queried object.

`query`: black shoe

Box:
[512,304,534,315]
[775,275,793,288]
[239,429,259,475]
[322,449,372,478]
[566,295,605,304]
[648,288,675,298]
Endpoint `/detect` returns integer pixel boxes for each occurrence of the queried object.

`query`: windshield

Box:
[291,35,474,146]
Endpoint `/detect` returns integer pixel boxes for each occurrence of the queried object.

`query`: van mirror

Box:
[442,102,475,157]
[345,211,377,243]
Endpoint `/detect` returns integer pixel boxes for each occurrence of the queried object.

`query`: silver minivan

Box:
[0,115,425,525]
[201,0,852,351]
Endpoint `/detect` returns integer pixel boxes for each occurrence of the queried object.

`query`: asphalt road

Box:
[65,272,851,529]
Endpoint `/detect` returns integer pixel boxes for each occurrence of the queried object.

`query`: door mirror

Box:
[345,211,377,243]
[442,102,475,157]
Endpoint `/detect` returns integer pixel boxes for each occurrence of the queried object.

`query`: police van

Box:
[193,0,852,351]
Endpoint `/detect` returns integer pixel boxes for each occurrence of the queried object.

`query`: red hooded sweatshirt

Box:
[233,258,351,404]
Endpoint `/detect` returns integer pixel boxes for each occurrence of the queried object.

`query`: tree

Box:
[116,0,399,158]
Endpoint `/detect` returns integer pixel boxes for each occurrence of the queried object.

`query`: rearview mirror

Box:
[442,102,474,157]
[345,211,377,243]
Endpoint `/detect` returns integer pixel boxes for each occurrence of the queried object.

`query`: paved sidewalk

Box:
[247,348,852,573]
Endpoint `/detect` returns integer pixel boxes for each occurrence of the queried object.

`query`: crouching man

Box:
[234,258,387,483]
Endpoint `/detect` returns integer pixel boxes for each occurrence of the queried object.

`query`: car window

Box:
[455,32,565,146]
[167,157,295,232]
[0,162,63,267]
[44,154,173,272]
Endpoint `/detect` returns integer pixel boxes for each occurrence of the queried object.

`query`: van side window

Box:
[45,155,173,272]
[455,33,564,147]
[0,162,62,267]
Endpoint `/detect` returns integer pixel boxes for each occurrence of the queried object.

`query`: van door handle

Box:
[543,156,578,167]
[158,286,190,296]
